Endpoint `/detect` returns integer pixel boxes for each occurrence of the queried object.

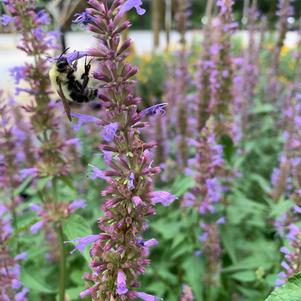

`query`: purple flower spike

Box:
[150,191,177,206]
[65,234,100,254]
[101,122,119,142]
[116,270,128,295]
[136,291,159,301]
[30,220,44,234]
[120,0,146,16]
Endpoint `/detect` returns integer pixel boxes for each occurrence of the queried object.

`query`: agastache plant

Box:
[72,1,176,300]
[0,204,28,301]
[196,7,213,132]
[174,0,191,171]
[210,0,236,136]
[1,1,84,300]
[183,119,225,295]
[0,91,24,229]
[234,1,260,139]
[276,224,301,285]
[267,0,294,105]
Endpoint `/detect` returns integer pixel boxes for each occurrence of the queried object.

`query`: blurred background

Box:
[1,0,301,88]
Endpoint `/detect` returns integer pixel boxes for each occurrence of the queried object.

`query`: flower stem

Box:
[57,223,66,301]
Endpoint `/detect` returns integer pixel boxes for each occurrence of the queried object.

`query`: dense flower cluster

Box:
[271,92,301,201]
[0,93,24,213]
[233,2,261,140]
[1,0,73,178]
[30,199,86,234]
[183,119,225,285]
[71,1,176,300]
[210,0,236,135]
[276,224,301,285]
[0,204,28,301]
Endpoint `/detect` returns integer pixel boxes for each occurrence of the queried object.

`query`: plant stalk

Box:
[57,224,66,301]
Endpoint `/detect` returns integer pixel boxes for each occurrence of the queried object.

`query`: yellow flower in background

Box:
[278,75,289,84]
[280,45,290,57]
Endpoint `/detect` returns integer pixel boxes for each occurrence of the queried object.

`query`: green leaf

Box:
[21,268,56,293]
[37,176,53,191]
[252,103,275,114]
[13,176,33,197]
[269,198,294,218]
[59,175,75,190]
[230,270,256,282]
[220,134,235,162]
[265,272,301,301]
[170,175,195,197]
[151,220,181,240]
[221,226,237,263]
[183,256,204,301]
[66,287,83,300]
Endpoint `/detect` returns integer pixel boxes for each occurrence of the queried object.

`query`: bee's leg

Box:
[72,59,78,71]
[81,57,93,90]
[57,80,72,121]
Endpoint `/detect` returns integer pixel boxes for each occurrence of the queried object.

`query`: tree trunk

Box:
[152,0,161,50]
[165,0,172,51]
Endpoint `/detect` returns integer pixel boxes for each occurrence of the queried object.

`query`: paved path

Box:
[0,30,300,90]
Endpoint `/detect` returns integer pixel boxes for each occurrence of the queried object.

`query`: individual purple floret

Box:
[119,0,146,16]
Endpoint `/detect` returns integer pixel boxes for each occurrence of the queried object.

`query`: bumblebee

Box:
[49,49,98,121]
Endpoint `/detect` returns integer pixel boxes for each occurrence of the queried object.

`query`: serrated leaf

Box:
[265,272,301,301]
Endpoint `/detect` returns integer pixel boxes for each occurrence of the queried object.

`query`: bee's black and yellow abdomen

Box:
[49,53,98,105]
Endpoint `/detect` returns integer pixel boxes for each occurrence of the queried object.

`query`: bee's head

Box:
[56,57,69,72]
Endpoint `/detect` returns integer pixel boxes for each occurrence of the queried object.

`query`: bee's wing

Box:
[57,80,72,122]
